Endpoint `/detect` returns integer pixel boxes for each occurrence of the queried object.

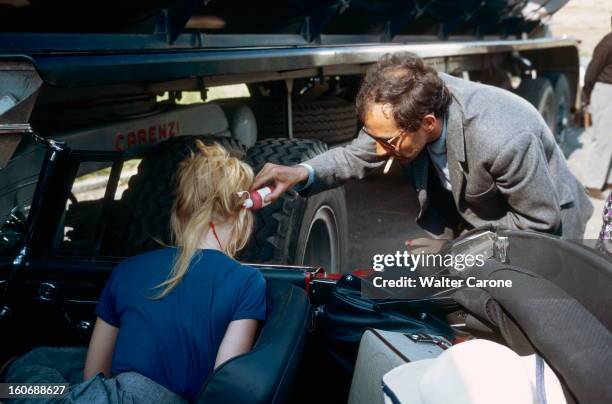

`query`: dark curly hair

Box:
[356,52,451,131]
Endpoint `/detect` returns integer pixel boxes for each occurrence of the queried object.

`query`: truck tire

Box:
[250,96,358,143]
[241,138,349,273]
[514,78,557,134]
[544,73,572,144]
[104,136,245,257]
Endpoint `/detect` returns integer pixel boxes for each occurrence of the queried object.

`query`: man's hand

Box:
[251,163,309,204]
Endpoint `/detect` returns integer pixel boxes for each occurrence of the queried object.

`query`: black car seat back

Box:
[195,280,310,404]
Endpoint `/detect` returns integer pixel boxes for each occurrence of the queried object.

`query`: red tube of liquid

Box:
[240,186,274,211]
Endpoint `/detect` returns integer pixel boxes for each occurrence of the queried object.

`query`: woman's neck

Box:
[199,221,233,252]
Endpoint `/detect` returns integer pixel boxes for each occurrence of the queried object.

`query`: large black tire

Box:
[103,136,245,257]
[249,96,358,143]
[544,73,572,144]
[242,138,349,273]
[514,78,557,134]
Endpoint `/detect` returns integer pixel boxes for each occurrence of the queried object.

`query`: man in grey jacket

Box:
[252,52,592,239]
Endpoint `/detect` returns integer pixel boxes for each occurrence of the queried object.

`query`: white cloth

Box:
[382,339,567,404]
[584,82,612,189]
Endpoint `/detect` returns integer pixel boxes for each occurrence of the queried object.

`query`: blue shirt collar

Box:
[427,114,448,155]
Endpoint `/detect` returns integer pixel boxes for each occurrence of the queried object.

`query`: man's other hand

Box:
[251,163,309,204]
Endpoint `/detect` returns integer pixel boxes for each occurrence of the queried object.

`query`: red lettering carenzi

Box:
[113,120,180,151]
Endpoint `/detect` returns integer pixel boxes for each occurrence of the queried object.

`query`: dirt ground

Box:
[549,0,612,55]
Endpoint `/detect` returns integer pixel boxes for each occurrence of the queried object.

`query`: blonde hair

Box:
[153,140,254,298]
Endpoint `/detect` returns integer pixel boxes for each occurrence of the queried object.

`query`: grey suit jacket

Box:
[302,73,593,239]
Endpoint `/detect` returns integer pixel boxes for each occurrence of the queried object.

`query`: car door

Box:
[0,139,139,363]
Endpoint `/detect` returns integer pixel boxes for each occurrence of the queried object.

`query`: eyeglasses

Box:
[362,127,406,156]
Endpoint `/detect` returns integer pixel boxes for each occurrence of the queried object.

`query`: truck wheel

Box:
[242,138,349,273]
[293,188,349,274]
[104,135,245,257]
[544,73,572,144]
[514,78,557,134]
[250,96,358,143]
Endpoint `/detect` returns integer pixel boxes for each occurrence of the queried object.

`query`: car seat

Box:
[195,280,310,404]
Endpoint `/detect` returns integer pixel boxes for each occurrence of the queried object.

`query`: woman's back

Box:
[96,247,266,401]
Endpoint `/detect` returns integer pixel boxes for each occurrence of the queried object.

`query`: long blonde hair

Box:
[153,140,254,298]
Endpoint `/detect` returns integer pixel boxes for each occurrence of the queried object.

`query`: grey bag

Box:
[348,329,450,404]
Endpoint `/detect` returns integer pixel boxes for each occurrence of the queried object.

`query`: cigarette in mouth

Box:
[383,156,394,174]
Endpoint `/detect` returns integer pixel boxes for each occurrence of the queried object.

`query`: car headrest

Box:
[195,280,310,404]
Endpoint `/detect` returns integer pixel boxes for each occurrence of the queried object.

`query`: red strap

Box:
[209,222,223,250]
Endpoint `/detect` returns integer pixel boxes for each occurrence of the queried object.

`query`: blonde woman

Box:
[79,141,266,401]
[86,141,265,399]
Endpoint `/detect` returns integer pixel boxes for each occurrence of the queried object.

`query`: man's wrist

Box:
[294,163,315,191]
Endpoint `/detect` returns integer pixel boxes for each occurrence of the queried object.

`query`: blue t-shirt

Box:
[96,248,267,401]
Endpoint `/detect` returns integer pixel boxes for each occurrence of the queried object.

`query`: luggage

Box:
[348,329,450,404]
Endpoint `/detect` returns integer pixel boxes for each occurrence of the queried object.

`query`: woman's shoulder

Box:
[191,251,263,290]
[199,250,262,278]
[234,262,265,284]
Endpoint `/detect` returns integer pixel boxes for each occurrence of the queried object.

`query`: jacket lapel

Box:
[445,96,467,209]
[409,94,467,222]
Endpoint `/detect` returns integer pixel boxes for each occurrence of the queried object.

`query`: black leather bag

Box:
[317,273,456,373]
